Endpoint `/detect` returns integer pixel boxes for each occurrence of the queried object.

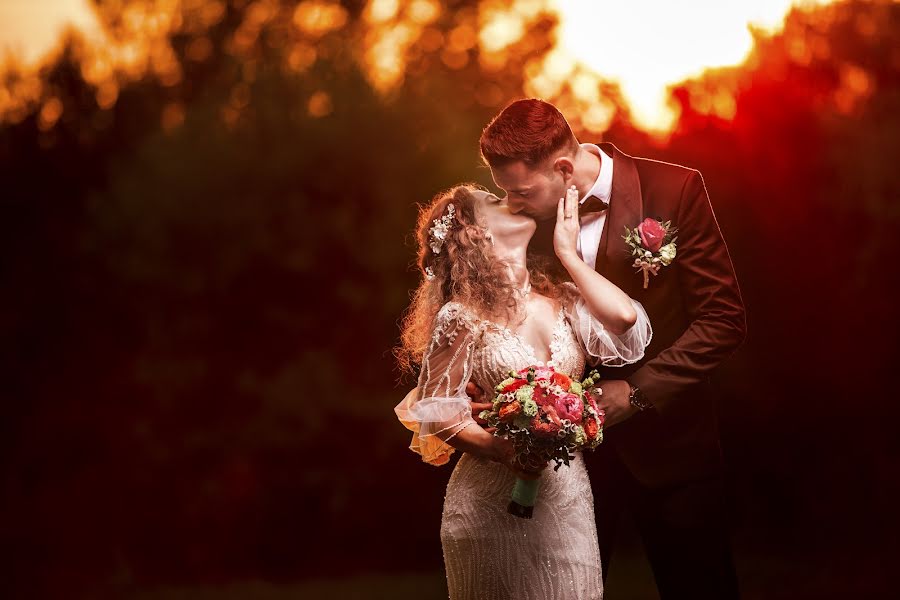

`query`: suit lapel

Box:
[596,142,643,275]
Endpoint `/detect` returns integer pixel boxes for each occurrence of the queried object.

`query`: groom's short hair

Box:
[480,98,578,168]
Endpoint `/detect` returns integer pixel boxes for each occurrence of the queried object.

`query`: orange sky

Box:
[0,0,102,65]
[0,0,837,134]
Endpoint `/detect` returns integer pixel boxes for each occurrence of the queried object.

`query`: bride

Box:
[394,183,652,599]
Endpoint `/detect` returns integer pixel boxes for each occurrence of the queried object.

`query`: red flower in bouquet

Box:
[585,389,600,415]
[551,371,572,388]
[502,378,529,393]
[584,417,600,440]
[532,385,555,407]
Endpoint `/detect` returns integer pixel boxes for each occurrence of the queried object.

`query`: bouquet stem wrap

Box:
[508,477,540,518]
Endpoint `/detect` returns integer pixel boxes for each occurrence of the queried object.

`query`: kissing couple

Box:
[395,98,746,600]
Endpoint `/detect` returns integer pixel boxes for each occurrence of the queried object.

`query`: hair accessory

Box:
[424,266,435,280]
[429,203,456,254]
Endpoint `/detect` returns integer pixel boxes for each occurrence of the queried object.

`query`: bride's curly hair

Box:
[396,183,574,376]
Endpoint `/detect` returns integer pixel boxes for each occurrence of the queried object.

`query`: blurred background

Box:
[1,0,898,598]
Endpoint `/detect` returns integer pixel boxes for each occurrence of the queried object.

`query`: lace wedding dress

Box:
[395,284,652,600]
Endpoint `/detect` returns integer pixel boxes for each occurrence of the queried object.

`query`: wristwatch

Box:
[626,381,653,411]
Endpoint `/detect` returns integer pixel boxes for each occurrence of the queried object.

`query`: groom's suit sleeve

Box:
[627,170,747,416]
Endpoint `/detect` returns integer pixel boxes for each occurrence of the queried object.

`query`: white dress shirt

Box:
[576,144,613,270]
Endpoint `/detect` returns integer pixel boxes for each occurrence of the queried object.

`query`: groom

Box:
[469,98,746,598]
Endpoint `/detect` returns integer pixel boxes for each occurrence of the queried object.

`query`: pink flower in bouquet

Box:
[637,218,666,253]
[554,392,583,422]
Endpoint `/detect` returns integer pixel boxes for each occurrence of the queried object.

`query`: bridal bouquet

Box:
[479,366,605,519]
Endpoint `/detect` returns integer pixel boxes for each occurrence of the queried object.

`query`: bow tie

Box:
[579,195,610,216]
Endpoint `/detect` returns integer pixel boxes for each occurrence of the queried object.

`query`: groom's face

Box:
[489,159,568,222]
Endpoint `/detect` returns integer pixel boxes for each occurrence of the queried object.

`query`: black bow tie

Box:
[580,195,610,216]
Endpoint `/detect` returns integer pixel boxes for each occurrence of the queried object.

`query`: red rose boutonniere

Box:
[623,218,678,289]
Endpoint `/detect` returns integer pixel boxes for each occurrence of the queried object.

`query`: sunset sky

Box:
[0,0,836,133]
[0,0,102,64]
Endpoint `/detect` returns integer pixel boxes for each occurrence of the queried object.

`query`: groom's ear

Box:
[552,156,575,180]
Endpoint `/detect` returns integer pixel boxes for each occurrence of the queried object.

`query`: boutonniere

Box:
[623,218,678,289]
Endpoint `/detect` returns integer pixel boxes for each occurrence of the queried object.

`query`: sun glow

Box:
[0,0,104,65]
[552,0,836,134]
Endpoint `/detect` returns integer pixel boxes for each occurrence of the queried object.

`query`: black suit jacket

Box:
[532,143,747,488]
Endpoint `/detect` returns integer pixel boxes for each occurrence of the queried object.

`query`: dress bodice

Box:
[470,307,587,395]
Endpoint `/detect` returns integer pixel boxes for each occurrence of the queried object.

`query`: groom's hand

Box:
[467,382,494,431]
[595,379,638,427]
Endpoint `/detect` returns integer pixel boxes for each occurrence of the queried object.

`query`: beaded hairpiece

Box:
[428,203,456,254]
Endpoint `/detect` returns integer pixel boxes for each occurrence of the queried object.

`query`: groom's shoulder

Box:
[603,142,703,196]
[604,142,695,176]
[629,153,701,195]
[631,153,697,180]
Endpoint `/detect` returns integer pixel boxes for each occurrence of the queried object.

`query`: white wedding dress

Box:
[395,284,652,600]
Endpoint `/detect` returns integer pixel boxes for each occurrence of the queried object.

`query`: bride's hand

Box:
[490,437,547,480]
[553,185,581,262]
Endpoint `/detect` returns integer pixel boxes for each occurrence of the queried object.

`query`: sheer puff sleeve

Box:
[561,282,653,367]
[394,302,480,466]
